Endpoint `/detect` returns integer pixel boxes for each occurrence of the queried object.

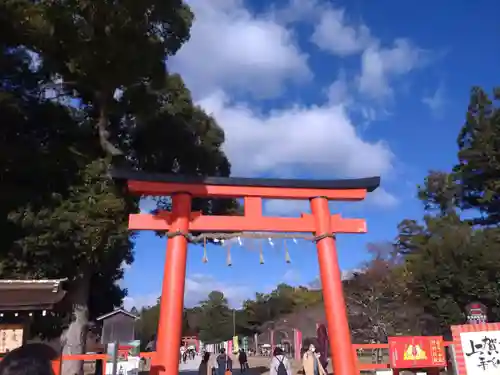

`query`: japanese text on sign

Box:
[460,330,500,375]
[430,338,445,364]
[0,325,24,354]
[388,336,446,369]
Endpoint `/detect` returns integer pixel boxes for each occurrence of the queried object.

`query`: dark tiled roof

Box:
[110,167,381,192]
[96,308,138,321]
[0,279,67,311]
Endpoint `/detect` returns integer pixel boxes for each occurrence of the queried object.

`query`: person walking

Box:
[199,352,213,375]
[302,342,326,375]
[270,347,291,375]
[216,348,232,375]
[180,345,186,364]
[238,349,248,373]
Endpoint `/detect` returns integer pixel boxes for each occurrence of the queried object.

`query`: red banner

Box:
[388,336,446,369]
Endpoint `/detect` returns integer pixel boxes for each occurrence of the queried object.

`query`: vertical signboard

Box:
[451,323,500,375]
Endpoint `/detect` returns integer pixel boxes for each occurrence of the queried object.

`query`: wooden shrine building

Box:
[96,308,138,345]
[0,279,67,354]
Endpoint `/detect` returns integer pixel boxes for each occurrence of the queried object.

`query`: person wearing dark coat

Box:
[238,349,248,373]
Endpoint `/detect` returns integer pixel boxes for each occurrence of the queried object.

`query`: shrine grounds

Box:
[97,352,391,375]
[79,350,464,375]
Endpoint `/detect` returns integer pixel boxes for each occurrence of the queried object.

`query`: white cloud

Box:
[199,91,395,180]
[358,39,423,99]
[184,273,253,308]
[282,268,302,284]
[123,274,254,310]
[365,187,399,208]
[311,8,372,56]
[263,185,399,216]
[273,0,321,24]
[170,0,311,99]
[326,72,351,105]
[123,268,306,310]
[166,0,415,208]
[303,1,426,100]
[422,85,446,117]
[123,294,159,310]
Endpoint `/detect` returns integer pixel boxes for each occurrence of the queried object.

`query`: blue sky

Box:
[122,0,500,309]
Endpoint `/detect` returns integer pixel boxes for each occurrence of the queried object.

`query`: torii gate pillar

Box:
[311,197,356,375]
[111,169,380,375]
[156,193,191,374]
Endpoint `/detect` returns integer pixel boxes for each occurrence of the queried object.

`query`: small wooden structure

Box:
[0,279,67,353]
[96,308,138,345]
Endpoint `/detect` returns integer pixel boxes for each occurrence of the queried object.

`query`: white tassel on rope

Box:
[259,241,265,265]
[226,245,232,266]
[284,240,291,264]
[202,237,208,263]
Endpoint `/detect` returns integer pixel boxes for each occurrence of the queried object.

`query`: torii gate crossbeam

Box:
[111,169,380,375]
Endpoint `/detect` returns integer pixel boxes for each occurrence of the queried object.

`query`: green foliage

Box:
[13,0,193,157]
[417,171,460,216]
[397,214,500,332]
[197,292,234,343]
[0,13,130,340]
[455,86,500,225]
[0,44,82,251]
[135,299,160,347]
[397,85,500,335]
[0,0,237,361]
[6,159,134,278]
[239,283,321,334]
[136,283,324,344]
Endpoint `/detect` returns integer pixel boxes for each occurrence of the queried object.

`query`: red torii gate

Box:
[111,169,380,375]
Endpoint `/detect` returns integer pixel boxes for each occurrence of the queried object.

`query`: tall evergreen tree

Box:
[455,86,500,225]
[197,291,234,344]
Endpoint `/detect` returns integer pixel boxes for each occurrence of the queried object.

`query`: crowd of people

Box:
[0,340,326,375]
[180,345,197,363]
[198,341,326,375]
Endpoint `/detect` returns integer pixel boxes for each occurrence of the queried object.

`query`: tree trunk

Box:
[95,91,122,156]
[61,274,90,375]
